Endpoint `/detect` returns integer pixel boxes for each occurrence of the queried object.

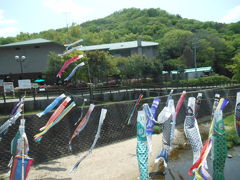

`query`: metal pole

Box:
[193,38,198,78]
[20,61,23,74]
[193,44,197,78]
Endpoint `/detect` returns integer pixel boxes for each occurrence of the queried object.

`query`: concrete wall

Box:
[187,71,204,79]
[110,46,158,59]
[130,46,158,58]
[0,90,150,114]
[0,43,65,75]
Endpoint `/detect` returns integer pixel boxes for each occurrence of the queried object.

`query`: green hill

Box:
[1,8,240,77]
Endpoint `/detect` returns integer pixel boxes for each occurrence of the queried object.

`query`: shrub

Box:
[164,75,231,86]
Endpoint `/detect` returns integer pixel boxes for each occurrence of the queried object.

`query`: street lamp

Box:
[15,55,26,74]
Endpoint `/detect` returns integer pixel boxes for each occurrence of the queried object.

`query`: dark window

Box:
[34,46,40,48]
[16,47,21,50]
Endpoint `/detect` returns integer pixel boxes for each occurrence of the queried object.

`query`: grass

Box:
[224,114,240,149]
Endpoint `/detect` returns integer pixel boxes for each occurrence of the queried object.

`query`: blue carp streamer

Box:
[64,62,85,81]
[36,94,66,117]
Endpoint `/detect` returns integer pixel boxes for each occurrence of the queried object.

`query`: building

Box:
[163,66,213,80]
[0,38,65,81]
[78,39,159,58]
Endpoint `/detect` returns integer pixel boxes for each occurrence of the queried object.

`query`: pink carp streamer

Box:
[175,91,186,118]
[69,104,95,147]
[57,55,83,78]
[39,97,71,131]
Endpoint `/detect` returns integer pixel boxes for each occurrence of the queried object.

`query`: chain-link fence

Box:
[0,85,239,172]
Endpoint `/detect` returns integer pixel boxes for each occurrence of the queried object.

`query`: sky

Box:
[0,0,240,37]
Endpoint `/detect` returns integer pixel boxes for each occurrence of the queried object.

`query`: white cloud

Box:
[43,0,94,24]
[0,10,18,25]
[218,5,240,23]
[0,27,19,37]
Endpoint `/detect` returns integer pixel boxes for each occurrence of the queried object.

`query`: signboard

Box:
[18,79,32,89]
[0,79,3,86]
[32,83,39,88]
[3,82,14,93]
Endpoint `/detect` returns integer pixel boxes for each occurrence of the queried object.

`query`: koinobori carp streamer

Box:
[69,104,95,146]
[64,62,85,81]
[36,94,66,118]
[69,108,107,173]
[39,97,72,131]
[136,110,149,180]
[57,55,83,78]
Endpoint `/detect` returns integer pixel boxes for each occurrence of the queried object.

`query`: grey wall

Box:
[110,46,159,59]
[142,46,159,58]
[0,43,65,75]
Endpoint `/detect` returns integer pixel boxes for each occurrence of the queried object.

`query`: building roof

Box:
[163,66,213,74]
[0,38,55,47]
[77,41,159,51]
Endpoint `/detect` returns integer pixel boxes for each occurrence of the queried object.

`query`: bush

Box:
[164,75,232,86]
[153,125,162,134]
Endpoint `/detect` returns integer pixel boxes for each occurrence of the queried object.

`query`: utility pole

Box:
[192,38,198,78]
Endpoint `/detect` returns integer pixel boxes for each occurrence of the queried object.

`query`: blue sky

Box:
[0,0,240,37]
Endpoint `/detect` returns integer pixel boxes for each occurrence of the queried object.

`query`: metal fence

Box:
[1,82,239,104]
[0,85,239,172]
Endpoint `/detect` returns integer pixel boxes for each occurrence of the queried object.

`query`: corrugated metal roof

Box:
[162,67,212,74]
[77,41,159,51]
[185,67,212,73]
[0,38,53,47]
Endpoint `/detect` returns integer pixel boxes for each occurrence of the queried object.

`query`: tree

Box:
[160,29,193,60]
[227,52,240,81]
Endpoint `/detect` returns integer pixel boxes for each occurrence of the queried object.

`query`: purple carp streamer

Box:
[10,97,24,117]
[69,108,107,174]
[145,98,160,153]
[0,97,25,140]
[184,97,203,164]
[235,92,240,138]
[36,94,66,118]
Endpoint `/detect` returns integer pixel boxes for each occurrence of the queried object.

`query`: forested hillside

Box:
[1,8,240,79]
